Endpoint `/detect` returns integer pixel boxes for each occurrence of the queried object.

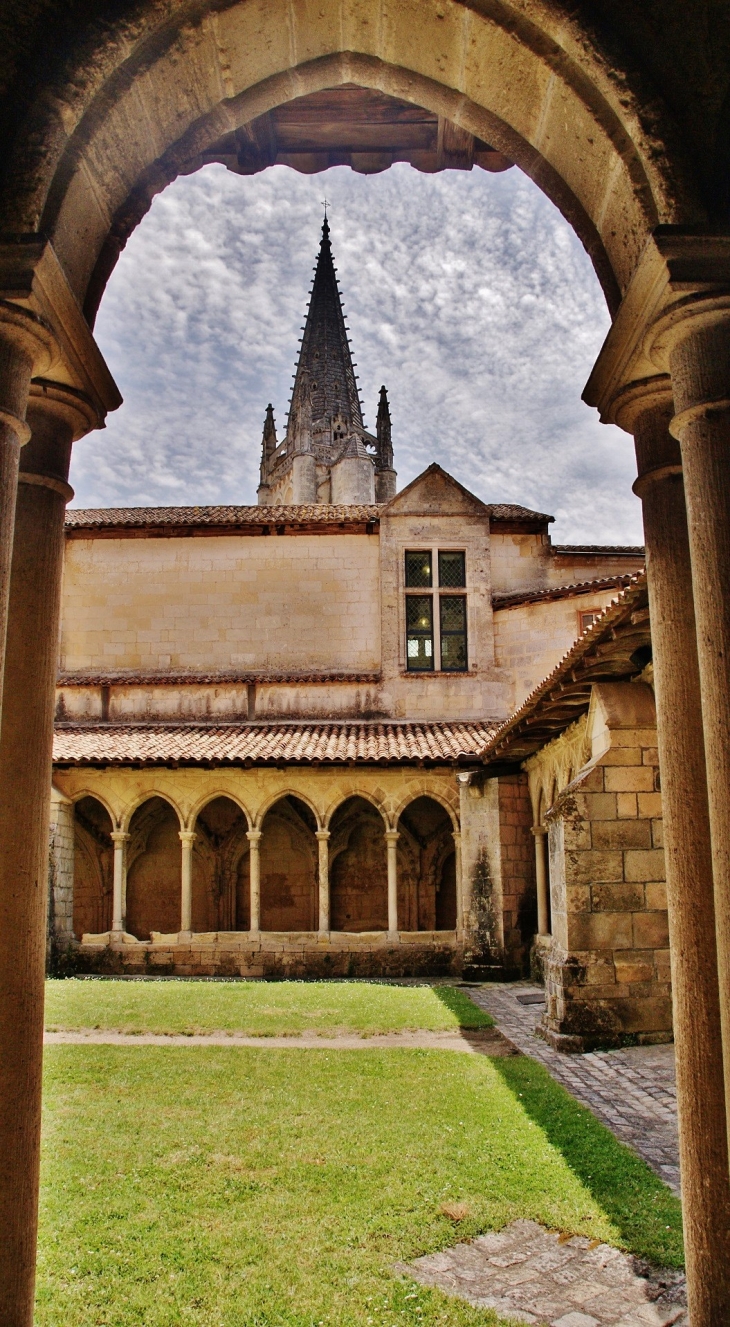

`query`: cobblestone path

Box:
[467,984,680,1195]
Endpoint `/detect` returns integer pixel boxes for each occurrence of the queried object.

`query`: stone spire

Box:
[287,215,364,450]
[258,218,397,506]
[374,384,397,502]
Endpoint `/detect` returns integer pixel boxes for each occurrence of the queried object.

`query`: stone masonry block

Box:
[568,912,633,950]
[616,793,638,818]
[633,912,670,949]
[604,767,656,793]
[637,792,663,818]
[576,766,604,792]
[591,819,652,850]
[645,881,667,909]
[600,747,642,766]
[582,793,617,820]
[624,849,666,883]
[591,882,645,912]
[652,820,664,849]
[566,849,624,884]
[562,820,592,851]
[565,884,591,913]
[614,957,655,984]
[642,747,660,765]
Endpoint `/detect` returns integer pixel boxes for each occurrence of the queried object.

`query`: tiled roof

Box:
[53,720,499,767]
[58,670,381,687]
[492,574,638,610]
[551,544,645,555]
[65,504,382,530]
[481,572,650,767]
[65,498,554,533]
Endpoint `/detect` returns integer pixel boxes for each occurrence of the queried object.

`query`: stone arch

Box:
[396,795,457,931]
[255,787,323,832]
[391,785,459,833]
[187,790,252,833]
[125,796,182,940]
[0,0,704,324]
[72,795,114,938]
[329,794,388,932]
[70,786,118,829]
[191,795,251,931]
[120,788,184,835]
[323,787,389,831]
[258,794,318,932]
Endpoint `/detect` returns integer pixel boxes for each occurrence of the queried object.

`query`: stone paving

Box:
[400,1219,687,1327]
[466,984,680,1195]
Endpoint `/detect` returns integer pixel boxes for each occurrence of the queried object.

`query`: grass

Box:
[37,1044,683,1327]
[43,979,493,1036]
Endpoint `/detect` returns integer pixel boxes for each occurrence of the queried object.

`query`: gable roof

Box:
[382,463,554,525]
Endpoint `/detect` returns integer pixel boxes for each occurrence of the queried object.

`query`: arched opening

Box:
[192,797,250,932]
[396,797,456,932]
[72,796,113,937]
[259,796,318,932]
[329,796,388,931]
[126,797,181,940]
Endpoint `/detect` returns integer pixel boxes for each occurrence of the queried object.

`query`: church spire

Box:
[376,385,393,470]
[287,216,364,450]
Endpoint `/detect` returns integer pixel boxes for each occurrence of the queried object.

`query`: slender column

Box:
[110,832,129,935]
[179,831,196,936]
[385,829,399,937]
[664,308,730,1154]
[612,376,730,1324]
[452,829,462,933]
[532,827,550,936]
[0,308,53,720]
[0,378,97,1327]
[316,830,330,933]
[247,830,262,934]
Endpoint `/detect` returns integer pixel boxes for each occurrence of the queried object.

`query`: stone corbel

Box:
[0,237,122,425]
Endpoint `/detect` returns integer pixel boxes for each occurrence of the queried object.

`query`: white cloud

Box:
[73,161,644,545]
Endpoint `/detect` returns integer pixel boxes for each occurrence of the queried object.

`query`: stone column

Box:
[385,829,399,937]
[247,830,262,934]
[612,375,730,1323]
[316,830,330,933]
[110,832,129,936]
[0,307,53,719]
[532,827,550,936]
[179,831,196,937]
[0,378,97,1327]
[452,829,462,933]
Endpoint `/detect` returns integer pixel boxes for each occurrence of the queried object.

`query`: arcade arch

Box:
[258,795,318,932]
[72,795,113,938]
[329,795,388,932]
[125,796,182,940]
[192,795,251,932]
[396,796,458,932]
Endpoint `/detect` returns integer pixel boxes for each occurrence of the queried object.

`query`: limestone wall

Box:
[494,588,623,712]
[60,532,381,674]
[490,533,643,596]
[541,683,670,1050]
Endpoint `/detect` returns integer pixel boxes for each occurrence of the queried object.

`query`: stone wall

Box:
[498,774,536,973]
[494,588,623,712]
[541,682,670,1050]
[60,532,381,675]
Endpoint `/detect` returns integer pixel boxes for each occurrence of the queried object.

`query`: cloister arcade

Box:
[1,0,730,1322]
[65,783,460,943]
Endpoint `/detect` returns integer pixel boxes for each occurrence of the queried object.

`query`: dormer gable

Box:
[381,464,490,518]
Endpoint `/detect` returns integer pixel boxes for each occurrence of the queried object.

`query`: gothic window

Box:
[438,550,465,588]
[406,595,434,670]
[405,550,432,587]
[440,596,468,671]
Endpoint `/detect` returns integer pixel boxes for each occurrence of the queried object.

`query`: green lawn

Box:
[37,1044,683,1327]
[44,979,493,1036]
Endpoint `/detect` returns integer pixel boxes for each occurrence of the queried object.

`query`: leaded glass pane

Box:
[405,551,432,588]
[440,595,466,632]
[441,634,467,671]
[438,551,465,587]
[407,595,433,631]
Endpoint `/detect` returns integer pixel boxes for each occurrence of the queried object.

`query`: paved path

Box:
[44,1026,516,1054]
[468,984,680,1194]
[402,1218,687,1327]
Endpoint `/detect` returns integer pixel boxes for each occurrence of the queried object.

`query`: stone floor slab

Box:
[397,1220,687,1326]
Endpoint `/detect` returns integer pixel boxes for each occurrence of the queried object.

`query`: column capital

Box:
[246,828,262,843]
[530,824,548,837]
[178,830,197,847]
[0,240,121,422]
[385,828,400,843]
[583,229,730,422]
[315,829,330,841]
[451,828,461,842]
[27,379,101,440]
[110,830,129,845]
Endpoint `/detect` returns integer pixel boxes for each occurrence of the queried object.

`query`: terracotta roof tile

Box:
[53,720,499,767]
[492,574,638,610]
[65,503,382,530]
[58,670,380,687]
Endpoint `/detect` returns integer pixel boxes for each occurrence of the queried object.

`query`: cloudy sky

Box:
[72,161,644,545]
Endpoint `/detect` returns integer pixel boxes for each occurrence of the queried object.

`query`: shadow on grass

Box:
[491,1054,684,1270]
[431,984,494,1029]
